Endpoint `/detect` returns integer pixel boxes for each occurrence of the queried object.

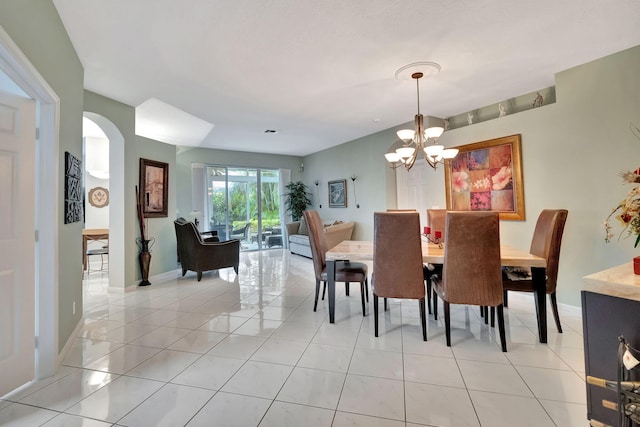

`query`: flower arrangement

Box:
[604,168,640,247]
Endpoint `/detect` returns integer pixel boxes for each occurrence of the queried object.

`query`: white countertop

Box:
[583,263,640,302]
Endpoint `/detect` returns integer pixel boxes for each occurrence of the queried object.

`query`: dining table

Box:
[326,240,549,343]
[82,228,109,270]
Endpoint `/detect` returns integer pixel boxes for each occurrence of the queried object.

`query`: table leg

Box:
[531,267,547,343]
[327,259,336,323]
[82,236,87,271]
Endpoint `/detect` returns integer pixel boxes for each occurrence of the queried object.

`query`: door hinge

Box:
[35,230,39,242]
[35,336,39,349]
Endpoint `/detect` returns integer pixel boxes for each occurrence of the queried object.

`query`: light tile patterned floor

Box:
[0,250,589,426]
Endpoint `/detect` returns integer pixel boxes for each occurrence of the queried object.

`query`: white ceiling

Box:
[53,0,640,156]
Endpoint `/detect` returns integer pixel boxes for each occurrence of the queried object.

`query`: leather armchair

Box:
[174,220,240,281]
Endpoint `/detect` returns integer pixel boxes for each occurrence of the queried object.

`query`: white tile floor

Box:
[0,250,589,426]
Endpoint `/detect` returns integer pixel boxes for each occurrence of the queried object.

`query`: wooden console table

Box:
[82,228,109,270]
[582,263,640,425]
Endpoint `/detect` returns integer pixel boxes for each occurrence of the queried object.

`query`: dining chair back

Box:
[432,211,506,351]
[503,209,568,332]
[427,209,447,241]
[303,210,368,315]
[373,211,427,340]
[529,209,568,294]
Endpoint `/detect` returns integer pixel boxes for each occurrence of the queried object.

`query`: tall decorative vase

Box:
[137,238,154,286]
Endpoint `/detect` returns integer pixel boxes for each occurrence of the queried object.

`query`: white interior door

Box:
[0,90,36,396]
[396,159,428,227]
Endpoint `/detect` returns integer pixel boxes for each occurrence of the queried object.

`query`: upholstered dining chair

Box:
[424,209,447,314]
[426,209,447,241]
[502,209,568,333]
[373,212,427,341]
[431,211,507,352]
[303,210,369,316]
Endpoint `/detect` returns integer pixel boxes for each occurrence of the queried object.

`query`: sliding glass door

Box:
[205,166,282,251]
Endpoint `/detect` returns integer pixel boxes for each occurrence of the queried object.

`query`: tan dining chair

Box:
[373,212,427,341]
[303,210,369,316]
[502,209,568,333]
[424,209,447,314]
[426,209,447,241]
[431,211,507,351]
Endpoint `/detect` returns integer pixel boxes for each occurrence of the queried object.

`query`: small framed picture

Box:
[139,158,169,218]
[328,179,347,208]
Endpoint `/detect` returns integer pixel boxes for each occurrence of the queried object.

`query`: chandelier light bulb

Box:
[441,148,459,159]
[424,144,444,158]
[424,126,444,139]
[385,152,401,163]
[396,129,415,142]
[396,146,415,159]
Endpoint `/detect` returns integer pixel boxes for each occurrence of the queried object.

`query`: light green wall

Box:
[303,45,640,307]
[0,0,85,351]
[84,91,180,283]
[301,126,400,239]
[134,137,178,278]
[175,146,303,220]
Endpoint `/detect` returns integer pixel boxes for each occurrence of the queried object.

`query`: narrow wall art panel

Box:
[64,151,83,224]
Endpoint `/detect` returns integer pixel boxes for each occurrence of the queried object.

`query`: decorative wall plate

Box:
[88,187,109,208]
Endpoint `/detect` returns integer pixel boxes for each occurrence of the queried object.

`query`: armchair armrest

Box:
[325,221,355,250]
[285,221,300,238]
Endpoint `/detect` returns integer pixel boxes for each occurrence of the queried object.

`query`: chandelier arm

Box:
[423,152,438,170]
[404,148,418,170]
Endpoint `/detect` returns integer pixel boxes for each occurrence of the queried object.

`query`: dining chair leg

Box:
[314,279,321,311]
[374,294,379,337]
[444,301,451,347]
[483,306,489,324]
[322,282,326,300]
[384,297,388,311]
[550,292,563,333]
[433,289,438,320]
[360,281,366,317]
[426,278,432,315]
[346,282,350,296]
[497,304,507,352]
[419,298,427,341]
[503,290,509,308]
[490,307,495,328]
[423,267,432,315]
[365,277,369,302]
[479,306,484,317]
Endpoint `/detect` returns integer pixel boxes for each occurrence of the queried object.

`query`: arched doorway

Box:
[83,112,125,290]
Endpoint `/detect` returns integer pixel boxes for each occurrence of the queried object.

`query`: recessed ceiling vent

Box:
[264,129,278,134]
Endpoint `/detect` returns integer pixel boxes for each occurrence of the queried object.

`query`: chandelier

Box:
[385,62,458,171]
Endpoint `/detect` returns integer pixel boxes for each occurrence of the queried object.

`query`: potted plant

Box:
[285,181,312,221]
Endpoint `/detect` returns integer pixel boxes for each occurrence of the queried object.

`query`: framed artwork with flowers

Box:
[444,134,525,220]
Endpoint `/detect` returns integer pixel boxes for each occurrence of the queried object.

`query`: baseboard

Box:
[124,269,181,290]
[56,314,85,368]
[151,269,181,284]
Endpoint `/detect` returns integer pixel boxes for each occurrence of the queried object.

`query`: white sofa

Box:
[285,220,355,258]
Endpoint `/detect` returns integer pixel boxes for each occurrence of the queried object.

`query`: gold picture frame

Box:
[444,134,525,220]
[139,158,169,218]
